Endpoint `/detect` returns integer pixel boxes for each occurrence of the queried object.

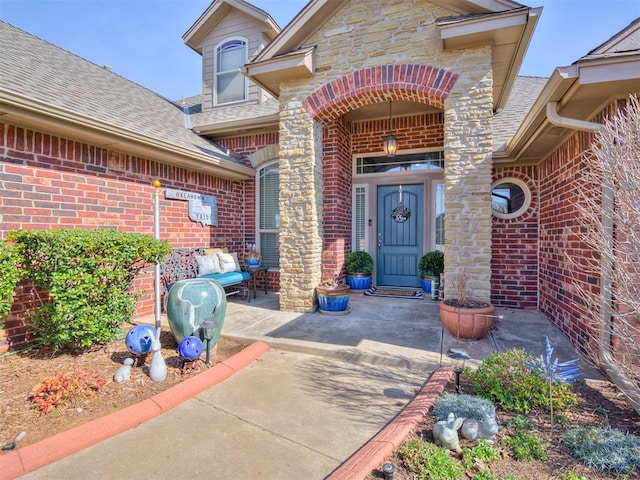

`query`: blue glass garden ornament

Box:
[125,324,156,355]
[177,336,204,361]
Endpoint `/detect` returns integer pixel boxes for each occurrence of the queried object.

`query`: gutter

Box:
[545,102,603,132]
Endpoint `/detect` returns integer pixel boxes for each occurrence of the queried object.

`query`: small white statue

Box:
[433,412,464,452]
[460,405,498,444]
[113,358,134,383]
[149,327,167,382]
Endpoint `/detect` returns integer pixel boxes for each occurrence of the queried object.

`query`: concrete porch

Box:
[223,289,602,379]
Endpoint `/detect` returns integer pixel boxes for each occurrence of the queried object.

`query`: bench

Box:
[160,248,250,310]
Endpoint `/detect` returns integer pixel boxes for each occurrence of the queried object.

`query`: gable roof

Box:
[0,21,254,181]
[497,17,640,164]
[183,0,280,53]
[245,0,540,111]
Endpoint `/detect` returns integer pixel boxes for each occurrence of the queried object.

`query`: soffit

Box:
[430,0,526,15]
[498,51,640,165]
[438,6,541,111]
[183,0,280,53]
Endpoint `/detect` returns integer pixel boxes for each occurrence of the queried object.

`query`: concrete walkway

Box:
[13,291,601,479]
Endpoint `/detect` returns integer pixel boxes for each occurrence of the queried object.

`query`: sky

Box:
[1,0,638,100]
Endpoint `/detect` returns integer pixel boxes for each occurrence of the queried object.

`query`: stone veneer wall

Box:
[278,0,494,311]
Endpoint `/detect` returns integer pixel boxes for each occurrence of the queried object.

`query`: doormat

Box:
[364,287,424,300]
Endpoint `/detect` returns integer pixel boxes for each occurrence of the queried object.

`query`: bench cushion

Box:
[198,271,250,286]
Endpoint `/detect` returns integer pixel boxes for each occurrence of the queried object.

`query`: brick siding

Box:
[0,121,249,352]
[491,166,539,309]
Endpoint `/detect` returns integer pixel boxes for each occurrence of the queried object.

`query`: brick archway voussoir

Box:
[303,64,458,124]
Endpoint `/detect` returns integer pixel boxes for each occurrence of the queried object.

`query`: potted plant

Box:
[244,243,261,266]
[316,275,350,314]
[418,250,444,293]
[345,250,374,290]
[440,272,495,340]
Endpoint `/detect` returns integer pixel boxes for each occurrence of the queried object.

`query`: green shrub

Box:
[396,439,464,480]
[8,229,171,350]
[503,430,547,461]
[433,393,495,421]
[462,440,500,470]
[471,348,577,413]
[562,426,640,473]
[345,250,374,274]
[0,240,22,323]
[418,250,444,277]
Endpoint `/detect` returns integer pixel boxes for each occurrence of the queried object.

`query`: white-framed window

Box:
[257,162,279,267]
[215,38,247,105]
[352,185,369,251]
[434,180,445,251]
[491,177,531,219]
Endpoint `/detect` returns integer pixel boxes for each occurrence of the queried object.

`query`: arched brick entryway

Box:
[303,64,458,123]
[301,64,457,283]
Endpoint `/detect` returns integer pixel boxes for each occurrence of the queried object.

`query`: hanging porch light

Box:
[383,100,398,157]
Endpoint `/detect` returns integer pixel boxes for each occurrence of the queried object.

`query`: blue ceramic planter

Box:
[421,277,432,293]
[346,273,372,291]
[316,284,350,312]
[318,294,349,311]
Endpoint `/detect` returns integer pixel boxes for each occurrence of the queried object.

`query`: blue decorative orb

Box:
[125,325,155,355]
[177,336,203,360]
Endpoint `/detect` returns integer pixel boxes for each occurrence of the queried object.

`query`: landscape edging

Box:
[325,367,453,480]
[0,341,270,480]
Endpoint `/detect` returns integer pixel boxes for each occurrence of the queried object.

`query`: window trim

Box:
[352,184,370,252]
[491,177,531,219]
[256,160,280,268]
[214,37,248,106]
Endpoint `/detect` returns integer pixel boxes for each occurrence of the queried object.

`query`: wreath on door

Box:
[392,203,411,223]
[391,185,410,223]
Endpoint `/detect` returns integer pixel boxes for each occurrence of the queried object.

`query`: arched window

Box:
[215,38,247,105]
[257,162,280,267]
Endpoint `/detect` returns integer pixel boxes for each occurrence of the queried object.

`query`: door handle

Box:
[378,232,382,250]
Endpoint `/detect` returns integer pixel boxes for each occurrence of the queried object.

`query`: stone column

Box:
[278,99,324,312]
[443,65,494,302]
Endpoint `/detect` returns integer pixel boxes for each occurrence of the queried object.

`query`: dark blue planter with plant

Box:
[345,250,374,291]
[418,250,444,295]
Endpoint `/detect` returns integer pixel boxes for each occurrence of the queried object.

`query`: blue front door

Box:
[376,184,424,287]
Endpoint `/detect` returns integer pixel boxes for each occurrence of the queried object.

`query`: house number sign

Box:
[165,188,218,227]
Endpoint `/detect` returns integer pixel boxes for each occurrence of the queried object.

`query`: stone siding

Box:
[278,0,494,310]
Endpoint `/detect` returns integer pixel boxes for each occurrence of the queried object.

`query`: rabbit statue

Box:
[433,412,464,452]
[149,328,167,382]
[113,358,134,383]
[461,405,498,444]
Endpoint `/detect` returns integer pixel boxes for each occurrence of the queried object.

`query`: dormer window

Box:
[215,38,247,105]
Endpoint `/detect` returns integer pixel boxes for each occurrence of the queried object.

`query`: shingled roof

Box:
[493,75,548,152]
[0,21,253,180]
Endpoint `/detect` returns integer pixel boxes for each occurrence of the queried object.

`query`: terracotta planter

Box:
[316,284,350,312]
[439,300,495,340]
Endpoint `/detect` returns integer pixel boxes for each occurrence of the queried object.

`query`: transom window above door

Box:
[354,150,443,176]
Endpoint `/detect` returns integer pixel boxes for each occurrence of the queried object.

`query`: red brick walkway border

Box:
[0,341,270,480]
[326,367,453,480]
